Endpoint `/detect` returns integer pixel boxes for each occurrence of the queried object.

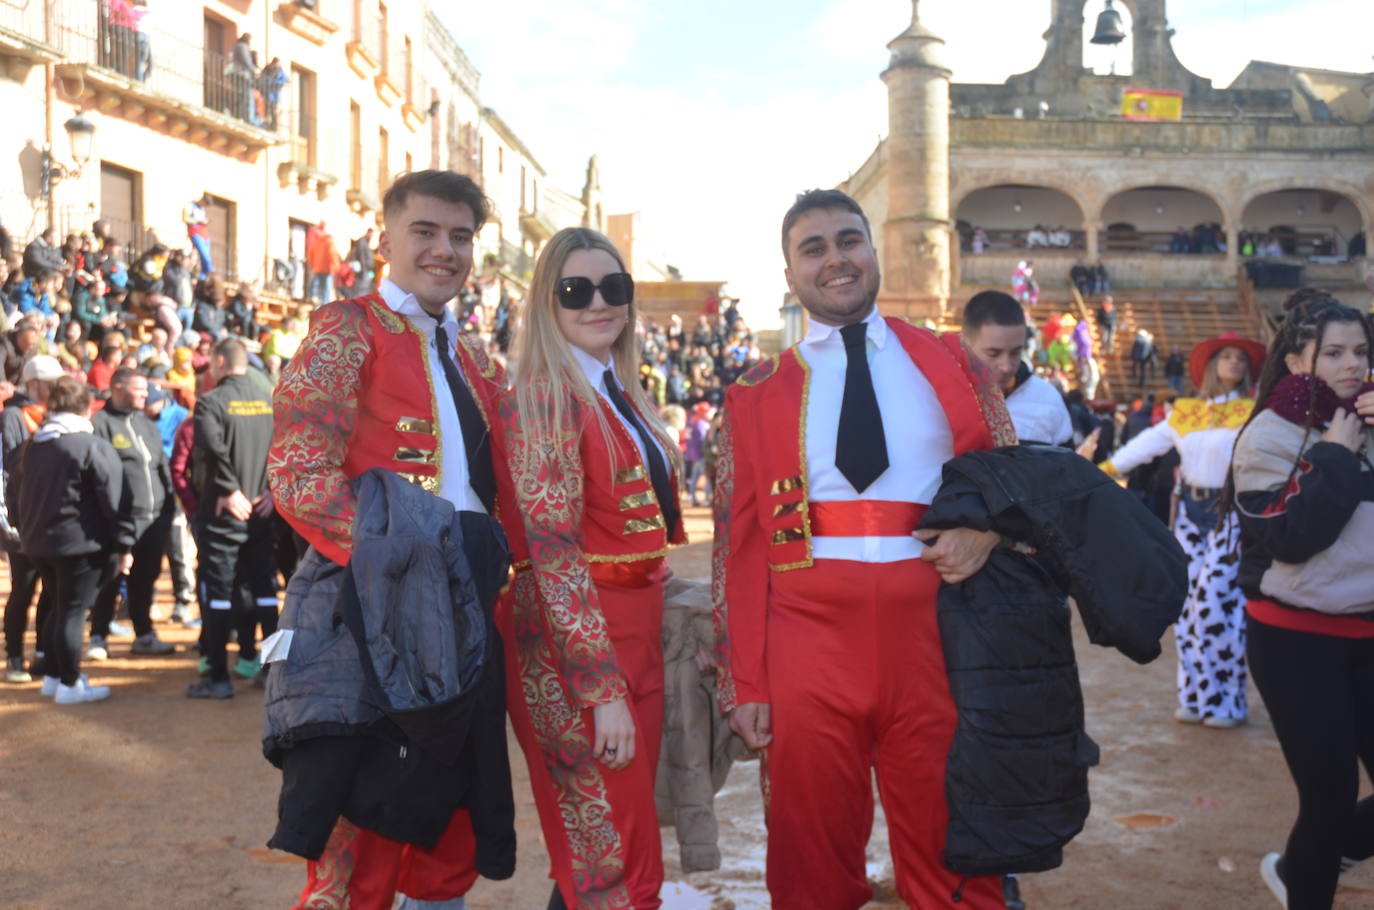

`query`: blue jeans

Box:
[189,234,213,279]
[134,32,152,81]
[685,460,707,505]
[309,272,333,306]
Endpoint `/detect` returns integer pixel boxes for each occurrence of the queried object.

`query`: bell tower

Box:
[880,0,952,319]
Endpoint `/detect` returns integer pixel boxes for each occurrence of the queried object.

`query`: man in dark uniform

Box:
[187,337,276,699]
[90,367,177,659]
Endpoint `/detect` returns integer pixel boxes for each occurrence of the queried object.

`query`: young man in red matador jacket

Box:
[268,170,509,910]
[712,189,1018,910]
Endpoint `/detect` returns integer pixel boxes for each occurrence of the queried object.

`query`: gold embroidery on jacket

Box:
[395,447,437,464]
[395,417,434,434]
[618,491,655,511]
[615,465,646,484]
[771,348,815,571]
[398,471,440,493]
[624,514,666,534]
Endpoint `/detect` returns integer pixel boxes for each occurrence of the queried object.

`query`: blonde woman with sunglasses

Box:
[493,228,685,910]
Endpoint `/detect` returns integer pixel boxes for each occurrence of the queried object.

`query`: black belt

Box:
[1183,485,1221,502]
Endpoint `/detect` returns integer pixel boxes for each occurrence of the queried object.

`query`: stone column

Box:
[880,0,952,320]
[1085,222,1100,260]
[1224,222,1239,278]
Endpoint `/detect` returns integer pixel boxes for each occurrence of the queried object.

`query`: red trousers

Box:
[764,557,1005,910]
[290,811,477,910]
[498,573,665,910]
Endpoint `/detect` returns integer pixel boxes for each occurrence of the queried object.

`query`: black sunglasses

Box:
[557,272,634,310]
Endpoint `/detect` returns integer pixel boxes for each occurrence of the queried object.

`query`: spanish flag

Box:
[1121,88,1183,121]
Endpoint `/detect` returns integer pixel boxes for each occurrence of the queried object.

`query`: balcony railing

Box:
[290,0,339,20]
[499,239,533,283]
[0,0,46,40]
[209,237,239,282]
[49,4,276,134]
[352,5,380,61]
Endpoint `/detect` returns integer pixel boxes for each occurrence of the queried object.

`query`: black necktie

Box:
[431,319,496,514]
[835,321,889,493]
[602,368,679,536]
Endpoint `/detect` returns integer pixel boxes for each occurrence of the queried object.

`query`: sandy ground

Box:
[2,505,1372,909]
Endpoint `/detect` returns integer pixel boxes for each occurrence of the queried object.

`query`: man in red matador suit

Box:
[712,190,1017,910]
[267,171,512,910]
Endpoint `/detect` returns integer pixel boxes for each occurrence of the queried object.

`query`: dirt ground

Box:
[2,505,1372,909]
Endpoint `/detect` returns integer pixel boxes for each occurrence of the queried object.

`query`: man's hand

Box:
[252,493,275,519]
[116,552,134,575]
[914,527,1001,583]
[216,489,253,521]
[730,701,773,750]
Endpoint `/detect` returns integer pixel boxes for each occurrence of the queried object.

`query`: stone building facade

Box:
[0,0,601,302]
[842,0,1374,319]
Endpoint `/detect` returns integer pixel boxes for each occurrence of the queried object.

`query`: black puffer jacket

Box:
[263,469,514,876]
[918,445,1188,877]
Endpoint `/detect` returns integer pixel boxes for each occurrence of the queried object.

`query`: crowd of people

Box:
[0,207,331,703]
[2,170,1372,910]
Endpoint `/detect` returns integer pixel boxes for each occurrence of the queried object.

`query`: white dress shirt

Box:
[570,343,668,468]
[377,278,483,514]
[1006,374,1073,445]
[1108,392,1243,489]
[798,307,955,563]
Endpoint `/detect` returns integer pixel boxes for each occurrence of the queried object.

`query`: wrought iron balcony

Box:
[47,4,280,160]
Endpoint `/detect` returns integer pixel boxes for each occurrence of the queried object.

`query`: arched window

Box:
[955,185,1085,253]
[1100,187,1224,253]
[1241,189,1364,259]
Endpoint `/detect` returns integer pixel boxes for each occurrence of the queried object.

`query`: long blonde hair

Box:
[512,228,683,481]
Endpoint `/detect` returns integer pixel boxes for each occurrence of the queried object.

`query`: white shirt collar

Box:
[570,343,617,391]
[378,277,458,338]
[803,305,888,350]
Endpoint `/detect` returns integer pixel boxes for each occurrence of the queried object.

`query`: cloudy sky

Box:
[441,0,1372,326]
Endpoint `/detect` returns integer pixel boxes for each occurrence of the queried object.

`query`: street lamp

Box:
[41,111,97,195]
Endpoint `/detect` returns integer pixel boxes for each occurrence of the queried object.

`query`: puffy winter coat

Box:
[918,445,1188,877]
[262,468,515,873]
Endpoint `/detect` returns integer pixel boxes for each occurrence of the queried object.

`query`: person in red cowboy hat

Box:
[1097,331,1265,729]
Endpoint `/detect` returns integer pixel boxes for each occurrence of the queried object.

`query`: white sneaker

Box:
[41,675,60,696]
[1203,714,1247,729]
[54,677,111,704]
[86,636,108,661]
[1173,706,1202,724]
[1260,852,1286,907]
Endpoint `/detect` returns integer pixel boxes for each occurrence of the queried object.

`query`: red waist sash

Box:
[808,500,927,537]
[515,556,670,590]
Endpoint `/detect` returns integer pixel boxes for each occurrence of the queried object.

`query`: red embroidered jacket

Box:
[711,319,1016,711]
[493,381,686,709]
[268,294,505,566]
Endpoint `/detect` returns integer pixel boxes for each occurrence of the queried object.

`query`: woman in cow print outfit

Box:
[1098,331,1265,728]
